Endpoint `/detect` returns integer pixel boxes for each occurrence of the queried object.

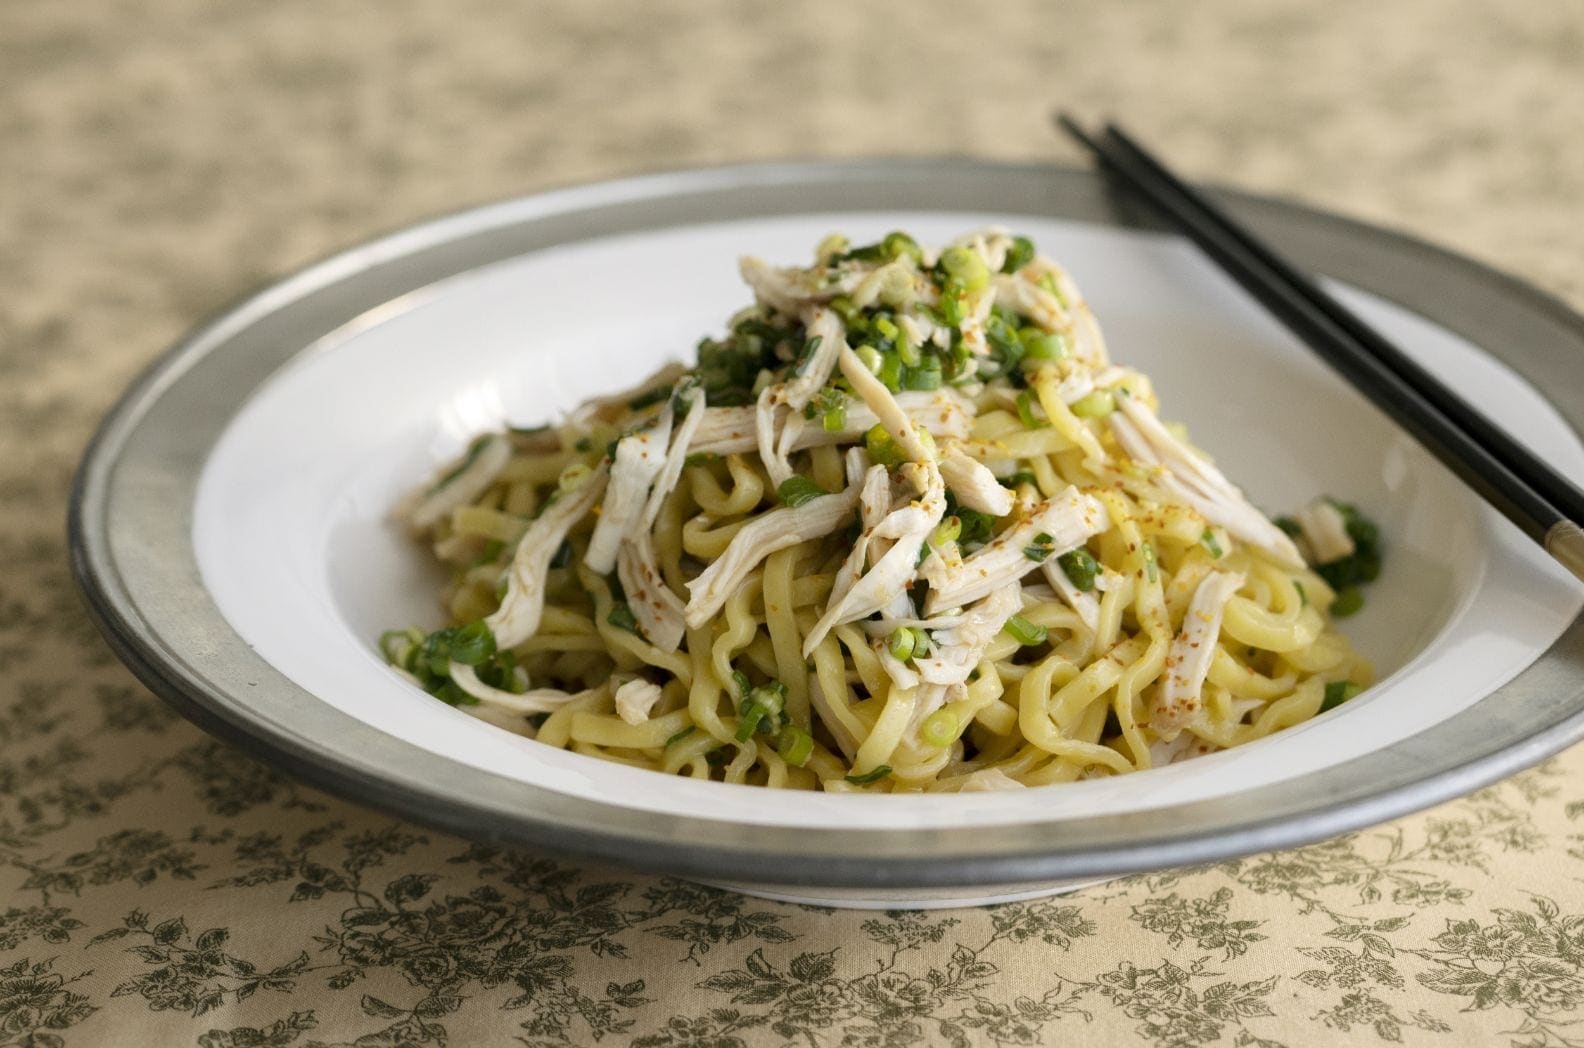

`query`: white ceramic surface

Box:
[192,211,1584,844]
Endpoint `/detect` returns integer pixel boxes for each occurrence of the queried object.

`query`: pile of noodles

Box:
[383,229,1380,793]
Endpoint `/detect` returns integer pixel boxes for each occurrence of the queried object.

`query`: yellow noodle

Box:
[388,230,1377,792]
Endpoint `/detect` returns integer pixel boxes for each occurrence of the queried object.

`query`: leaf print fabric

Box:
[6,1,1584,1044]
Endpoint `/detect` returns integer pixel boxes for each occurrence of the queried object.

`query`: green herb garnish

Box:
[777,476,829,508]
[1003,614,1048,647]
[1023,532,1056,562]
[1321,680,1362,712]
[844,765,892,786]
[1058,548,1100,591]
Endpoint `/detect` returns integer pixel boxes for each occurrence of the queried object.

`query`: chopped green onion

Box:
[776,725,815,766]
[937,287,967,327]
[732,669,753,699]
[901,362,942,391]
[447,621,497,666]
[865,424,906,468]
[844,765,892,786]
[882,231,923,263]
[1003,614,1048,647]
[920,709,959,748]
[664,726,696,748]
[877,352,903,392]
[874,315,901,342]
[1321,680,1363,712]
[1315,500,1384,592]
[1069,391,1116,419]
[888,627,919,662]
[1200,528,1224,559]
[777,476,829,508]
[684,451,719,468]
[931,516,962,547]
[378,628,423,670]
[627,382,674,411]
[823,399,847,433]
[1141,542,1158,583]
[830,295,860,323]
[1019,328,1067,362]
[1058,548,1100,591]
[939,246,990,293]
[1002,235,1035,274]
[1037,271,1065,304]
[734,684,787,741]
[954,504,996,549]
[607,602,640,635]
[842,239,889,263]
[1331,585,1365,617]
[1015,390,1046,429]
[1023,532,1056,562]
[854,345,883,375]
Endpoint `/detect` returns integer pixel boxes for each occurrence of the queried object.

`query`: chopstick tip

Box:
[1053,111,1101,151]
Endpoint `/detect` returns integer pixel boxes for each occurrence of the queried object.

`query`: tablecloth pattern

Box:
[4,2,1583,1045]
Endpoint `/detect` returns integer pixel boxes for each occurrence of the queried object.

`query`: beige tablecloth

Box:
[5,3,1584,1045]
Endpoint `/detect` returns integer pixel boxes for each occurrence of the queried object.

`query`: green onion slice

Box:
[920,709,959,748]
[1023,532,1056,562]
[1058,548,1100,591]
[1003,614,1048,647]
[777,476,829,508]
[777,725,815,767]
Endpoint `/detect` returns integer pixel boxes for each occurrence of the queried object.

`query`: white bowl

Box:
[72,161,1584,908]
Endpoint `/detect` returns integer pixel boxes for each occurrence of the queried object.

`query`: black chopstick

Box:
[1056,114,1584,584]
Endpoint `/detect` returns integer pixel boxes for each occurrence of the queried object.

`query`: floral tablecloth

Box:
[5,2,1583,1045]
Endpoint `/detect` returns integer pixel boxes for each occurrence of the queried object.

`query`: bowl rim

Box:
[69,157,1584,888]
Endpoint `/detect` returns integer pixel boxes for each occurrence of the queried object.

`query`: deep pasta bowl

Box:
[70,160,1584,907]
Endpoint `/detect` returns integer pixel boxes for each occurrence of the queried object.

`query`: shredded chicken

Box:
[1041,558,1101,634]
[690,390,971,456]
[1293,498,1354,565]
[837,343,936,463]
[684,482,861,628]
[877,641,920,691]
[1153,570,1246,739]
[802,462,946,655]
[926,486,1107,613]
[611,382,706,653]
[738,255,830,315]
[938,445,1013,516]
[1109,395,1304,567]
[992,273,1070,334]
[614,678,664,726]
[405,434,512,531]
[585,406,673,574]
[487,462,608,647]
[912,584,1021,686]
[617,530,687,651]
